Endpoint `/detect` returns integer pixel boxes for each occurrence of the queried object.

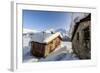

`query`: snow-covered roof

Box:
[44,32,61,43]
[73,13,89,23]
[69,13,90,38]
[71,14,91,40]
[31,32,62,44]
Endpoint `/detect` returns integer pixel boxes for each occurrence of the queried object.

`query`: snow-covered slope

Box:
[23,41,79,62]
[23,28,40,47]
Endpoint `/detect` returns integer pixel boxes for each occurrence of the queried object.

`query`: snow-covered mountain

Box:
[55,28,70,41]
[55,29,66,35]
[23,28,39,33]
[45,29,55,33]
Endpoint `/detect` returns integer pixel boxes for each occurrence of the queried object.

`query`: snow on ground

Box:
[23,41,79,63]
[22,28,79,62]
[23,36,31,47]
[39,41,79,61]
[23,46,39,62]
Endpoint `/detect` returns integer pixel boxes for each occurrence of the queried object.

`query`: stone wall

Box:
[72,20,91,59]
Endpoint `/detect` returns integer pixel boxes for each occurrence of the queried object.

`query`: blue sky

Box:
[23,10,72,32]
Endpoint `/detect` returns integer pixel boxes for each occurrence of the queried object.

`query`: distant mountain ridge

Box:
[55,28,70,41]
[23,28,39,33]
[55,29,67,34]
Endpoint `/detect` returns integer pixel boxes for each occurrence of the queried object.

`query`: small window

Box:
[83,27,90,40]
[77,32,79,40]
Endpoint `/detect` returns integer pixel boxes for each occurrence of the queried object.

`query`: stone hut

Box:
[71,14,91,59]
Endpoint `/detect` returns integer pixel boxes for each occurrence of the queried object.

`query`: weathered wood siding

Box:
[31,41,45,57]
[31,36,61,57]
[44,36,61,57]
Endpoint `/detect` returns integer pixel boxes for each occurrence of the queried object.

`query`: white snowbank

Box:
[23,41,79,62]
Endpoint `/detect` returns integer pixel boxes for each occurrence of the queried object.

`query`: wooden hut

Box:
[30,32,62,57]
[71,14,91,59]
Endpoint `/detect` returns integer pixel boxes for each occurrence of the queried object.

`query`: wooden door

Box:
[44,45,50,57]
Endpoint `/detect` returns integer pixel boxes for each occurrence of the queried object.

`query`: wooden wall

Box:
[31,36,61,57]
[44,36,61,57]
